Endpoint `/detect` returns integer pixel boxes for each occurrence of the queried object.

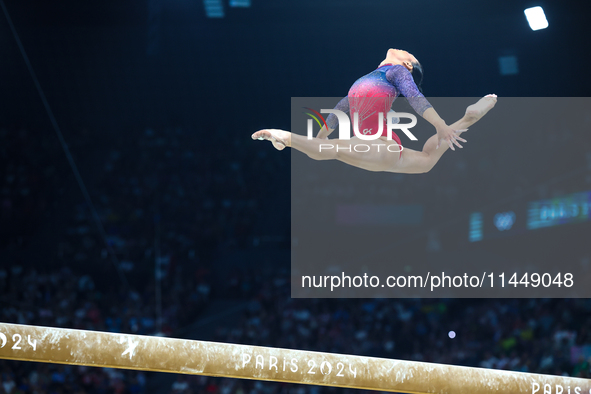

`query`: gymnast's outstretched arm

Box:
[386,65,465,150]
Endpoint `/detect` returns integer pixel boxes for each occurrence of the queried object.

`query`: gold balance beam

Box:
[0,322,589,394]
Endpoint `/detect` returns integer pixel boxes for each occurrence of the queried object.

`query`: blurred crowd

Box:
[0,261,210,394]
[182,271,591,394]
[89,125,285,263]
[1,123,591,394]
[1,264,590,394]
[0,123,280,394]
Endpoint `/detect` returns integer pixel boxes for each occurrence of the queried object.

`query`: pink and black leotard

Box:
[326,64,433,150]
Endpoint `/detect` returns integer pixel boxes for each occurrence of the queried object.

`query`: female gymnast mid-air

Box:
[251,48,497,174]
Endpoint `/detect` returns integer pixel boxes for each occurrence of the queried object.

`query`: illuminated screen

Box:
[527,190,591,230]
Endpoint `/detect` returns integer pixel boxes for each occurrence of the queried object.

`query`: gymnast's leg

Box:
[390,94,497,174]
[250,129,402,172]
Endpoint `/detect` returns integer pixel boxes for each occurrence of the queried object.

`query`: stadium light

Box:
[204,0,224,18]
[524,6,548,31]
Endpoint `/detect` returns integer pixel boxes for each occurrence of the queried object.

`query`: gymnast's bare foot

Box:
[251,129,291,151]
[465,94,498,123]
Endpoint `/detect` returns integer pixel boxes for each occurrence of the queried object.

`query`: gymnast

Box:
[252,48,497,174]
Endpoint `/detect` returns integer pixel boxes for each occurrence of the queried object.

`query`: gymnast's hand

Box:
[436,124,467,151]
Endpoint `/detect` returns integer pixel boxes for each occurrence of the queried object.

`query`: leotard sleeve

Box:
[385,65,433,116]
[326,96,350,129]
